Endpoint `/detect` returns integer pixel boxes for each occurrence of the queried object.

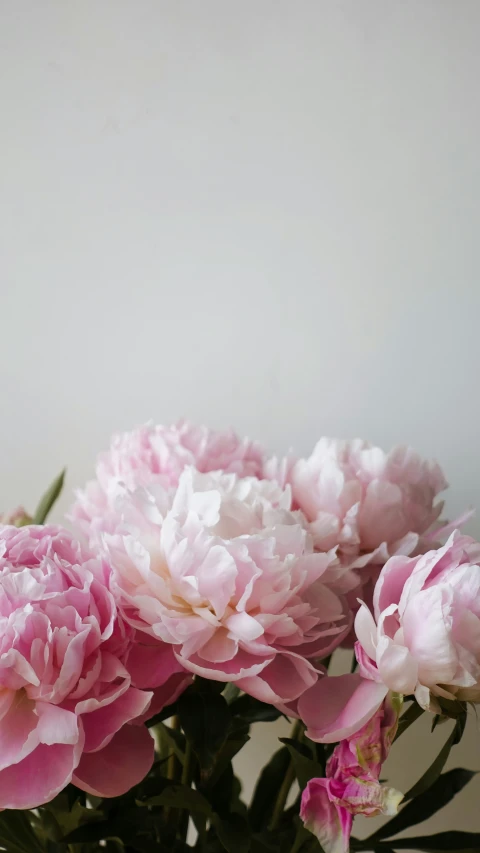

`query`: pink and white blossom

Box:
[290,438,446,561]
[0,524,189,809]
[299,530,480,746]
[101,468,350,706]
[354,530,480,711]
[285,438,447,628]
[70,421,266,538]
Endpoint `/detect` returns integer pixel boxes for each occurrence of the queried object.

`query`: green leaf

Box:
[404,713,467,801]
[41,793,103,840]
[213,812,251,853]
[62,804,155,846]
[0,811,45,853]
[223,683,241,704]
[291,823,322,853]
[33,468,66,524]
[63,819,125,844]
[230,695,283,724]
[367,830,480,851]
[249,747,291,832]
[155,720,186,762]
[206,762,238,818]
[208,732,251,788]
[369,848,395,853]
[368,768,477,841]
[279,738,324,791]
[178,684,231,777]
[104,843,125,853]
[251,837,278,853]
[139,782,213,817]
[394,700,424,741]
[437,697,469,719]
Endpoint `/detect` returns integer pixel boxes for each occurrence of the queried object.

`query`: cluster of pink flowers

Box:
[0,419,477,843]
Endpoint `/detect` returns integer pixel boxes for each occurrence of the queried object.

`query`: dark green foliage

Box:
[7,687,477,853]
[367,768,477,842]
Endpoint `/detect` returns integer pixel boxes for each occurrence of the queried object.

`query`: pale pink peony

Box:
[0,524,189,809]
[286,439,448,628]
[100,468,350,705]
[354,530,480,711]
[301,695,403,853]
[70,421,266,538]
[299,530,480,745]
[290,438,446,561]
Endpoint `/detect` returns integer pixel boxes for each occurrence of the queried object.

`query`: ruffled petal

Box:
[73,724,154,798]
[0,739,84,809]
[301,778,352,853]
[298,674,388,743]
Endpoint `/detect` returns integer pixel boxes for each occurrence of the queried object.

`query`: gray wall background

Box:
[1,1,479,843]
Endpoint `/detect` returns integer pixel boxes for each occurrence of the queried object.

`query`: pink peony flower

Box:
[70,421,266,538]
[0,524,189,809]
[301,695,403,853]
[285,439,447,634]
[100,468,351,706]
[290,438,446,561]
[299,530,480,745]
[354,530,480,711]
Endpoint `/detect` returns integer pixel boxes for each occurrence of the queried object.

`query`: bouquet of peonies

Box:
[0,422,478,853]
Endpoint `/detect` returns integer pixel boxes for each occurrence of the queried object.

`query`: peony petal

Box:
[300,778,352,853]
[238,652,318,704]
[0,740,84,809]
[125,637,186,689]
[376,636,418,694]
[338,774,403,817]
[36,703,79,746]
[298,674,388,743]
[373,555,416,620]
[354,603,378,660]
[199,629,238,663]
[225,611,264,642]
[73,724,154,797]
[0,690,39,772]
[133,672,192,725]
[81,687,153,752]
[401,586,458,687]
[176,647,273,682]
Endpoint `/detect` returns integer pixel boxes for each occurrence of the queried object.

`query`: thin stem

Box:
[181,737,193,786]
[195,814,207,850]
[268,719,303,831]
[167,715,181,781]
[164,716,181,826]
[178,738,194,842]
[394,700,424,741]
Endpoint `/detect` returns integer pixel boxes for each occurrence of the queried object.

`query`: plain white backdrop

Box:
[1,0,479,840]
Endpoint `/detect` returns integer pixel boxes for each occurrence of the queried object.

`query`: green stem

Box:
[178,738,194,841]
[195,814,208,850]
[181,737,193,787]
[394,700,424,741]
[269,719,303,831]
[164,716,181,826]
[167,715,181,781]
